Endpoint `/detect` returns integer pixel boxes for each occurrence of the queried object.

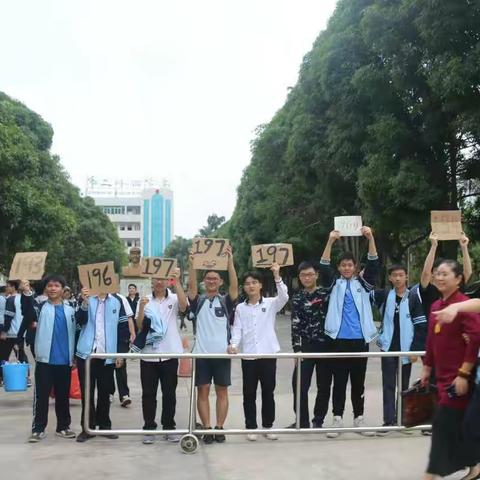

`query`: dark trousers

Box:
[33,362,71,433]
[140,359,178,430]
[242,359,276,429]
[331,339,368,418]
[76,356,114,431]
[0,338,29,380]
[291,342,333,427]
[381,357,412,425]
[114,341,130,400]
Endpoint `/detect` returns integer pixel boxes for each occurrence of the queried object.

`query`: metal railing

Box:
[84,350,430,452]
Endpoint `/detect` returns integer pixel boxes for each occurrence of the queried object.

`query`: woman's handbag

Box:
[401,380,438,428]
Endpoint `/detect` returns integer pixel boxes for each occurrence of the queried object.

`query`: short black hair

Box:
[337,252,357,266]
[6,280,19,290]
[128,283,137,289]
[387,264,407,275]
[298,261,318,274]
[43,274,66,289]
[242,271,263,284]
[203,270,222,279]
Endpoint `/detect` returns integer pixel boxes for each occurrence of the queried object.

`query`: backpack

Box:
[187,294,235,338]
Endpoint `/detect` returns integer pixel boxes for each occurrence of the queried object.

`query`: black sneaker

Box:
[203,427,214,445]
[214,426,226,443]
[311,420,323,429]
[286,422,309,429]
[28,432,46,443]
[76,431,95,443]
[376,423,395,437]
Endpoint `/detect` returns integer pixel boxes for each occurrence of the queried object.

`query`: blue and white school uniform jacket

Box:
[75,294,127,365]
[371,288,427,364]
[20,293,76,365]
[2,294,23,337]
[320,255,379,343]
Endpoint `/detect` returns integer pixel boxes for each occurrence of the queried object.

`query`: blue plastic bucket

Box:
[2,362,29,392]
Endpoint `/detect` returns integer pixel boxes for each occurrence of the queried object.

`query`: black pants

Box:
[0,338,29,380]
[140,359,178,430]
[114,341,130,401]
[381,356,411,425]
[26,328,36,359]
[291,341,333,427]
[331,339,368,418]
[76,356,115,431]
[242,359,276,429]
[33,362,71,433]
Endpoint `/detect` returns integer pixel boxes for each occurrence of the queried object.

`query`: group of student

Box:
[2,226,480,479]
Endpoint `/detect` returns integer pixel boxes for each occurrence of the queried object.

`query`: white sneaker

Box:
[142,435,155,444]
[246,433,258,441]
[264,430,278,441]
[165,433,181,443]
[354,416,375,437]
[326,416,343,438]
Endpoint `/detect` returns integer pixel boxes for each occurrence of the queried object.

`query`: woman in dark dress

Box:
[422,260,480,480]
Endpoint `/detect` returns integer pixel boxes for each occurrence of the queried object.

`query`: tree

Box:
[163,236,192,271]
[198,214,226,237]
[227,0,480,276]
[0,92,125,284]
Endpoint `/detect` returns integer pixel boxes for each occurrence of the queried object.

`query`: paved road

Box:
[0,315,467,479]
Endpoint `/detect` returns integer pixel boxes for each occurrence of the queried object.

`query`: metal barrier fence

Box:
[85,350,431,453]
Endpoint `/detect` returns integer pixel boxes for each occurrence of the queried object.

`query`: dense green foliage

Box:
[226,0,480,278]
[0,92,125,283]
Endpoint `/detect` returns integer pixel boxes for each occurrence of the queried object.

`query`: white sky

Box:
[0,0,337,238]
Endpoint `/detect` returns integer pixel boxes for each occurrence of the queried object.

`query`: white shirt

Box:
[231,280,289,357]
[117,293,134,318]
[93,297,106,353]
[0,295,6,326]
[135,290,182,362]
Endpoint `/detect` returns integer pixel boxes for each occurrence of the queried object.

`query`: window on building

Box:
[134,224,140,231]
[126,241,132,247]
[103,206,125,215]
[126,206,141,215]
[119,225,125,231]
[127,225,132,231]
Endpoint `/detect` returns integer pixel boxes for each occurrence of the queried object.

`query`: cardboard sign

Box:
[140,257,177,278]
[334,216,363,237]
[9,252,48,280]
[191,238,230,270]
[431,210,462,240]
[78,261,119,295]
[251,243,294,268]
